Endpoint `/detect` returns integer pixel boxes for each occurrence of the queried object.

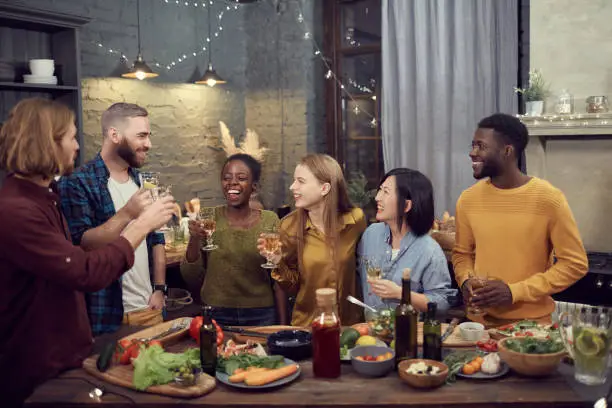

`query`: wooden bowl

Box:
[398,359,448,389]
[497,337,567,377]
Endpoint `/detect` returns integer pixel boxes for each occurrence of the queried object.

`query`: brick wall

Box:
[10,0,325,208]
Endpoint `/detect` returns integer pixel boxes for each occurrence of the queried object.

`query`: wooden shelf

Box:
[0,82,78,91]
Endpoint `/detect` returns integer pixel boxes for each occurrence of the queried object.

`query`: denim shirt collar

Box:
[382,223,418,265]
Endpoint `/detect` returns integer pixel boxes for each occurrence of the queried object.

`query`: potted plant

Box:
[346,172,377,222]
[514,70,549,117]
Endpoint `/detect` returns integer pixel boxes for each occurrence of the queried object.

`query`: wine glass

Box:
[362,254,384,296]
[466,272,488,316]
[199,207,218,251]
[260,227,281,269]
[141,172,171,233]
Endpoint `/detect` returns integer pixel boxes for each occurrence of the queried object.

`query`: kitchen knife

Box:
[441,318,460,342]
[222,326,270,338]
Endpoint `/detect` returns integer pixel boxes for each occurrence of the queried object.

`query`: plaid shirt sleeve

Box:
[149,231,165,247]
[57,175,95,245]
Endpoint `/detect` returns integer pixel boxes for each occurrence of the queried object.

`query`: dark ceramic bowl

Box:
[266,330,312,361]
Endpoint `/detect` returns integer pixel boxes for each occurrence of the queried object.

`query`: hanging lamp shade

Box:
[195,2,226,87]
[121,0,157,80]
[195,63,226,87]
[122,54,158,80]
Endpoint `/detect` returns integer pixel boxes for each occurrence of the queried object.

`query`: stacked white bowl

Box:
[24,59,57,84]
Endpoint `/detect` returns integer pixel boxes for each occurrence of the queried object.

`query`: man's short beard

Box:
[117,140,142,168]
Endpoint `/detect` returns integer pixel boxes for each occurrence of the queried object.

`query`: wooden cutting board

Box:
[232,325,309,344]
[418,322,489,347]
[120,318,191,346]
[82,357,215,398]
[82,319,215,398]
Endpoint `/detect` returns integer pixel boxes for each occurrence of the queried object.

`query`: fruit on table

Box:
[355,352,393,362]
[462,355,484,375]
[340,328,360,349]
[356,335,377,346]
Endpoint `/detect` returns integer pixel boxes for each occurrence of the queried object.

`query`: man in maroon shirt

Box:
[0,98,176,406]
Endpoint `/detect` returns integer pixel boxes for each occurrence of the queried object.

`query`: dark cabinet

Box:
[0,1,89,169]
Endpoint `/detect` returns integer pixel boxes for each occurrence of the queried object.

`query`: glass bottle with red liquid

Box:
[312,288,341,378]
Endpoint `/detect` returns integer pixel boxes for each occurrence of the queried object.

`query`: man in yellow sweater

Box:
[453,113,588,327]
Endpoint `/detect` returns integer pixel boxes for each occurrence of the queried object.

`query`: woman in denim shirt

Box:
[359,168,457,314]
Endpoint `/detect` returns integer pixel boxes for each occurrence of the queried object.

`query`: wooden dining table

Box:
[24,309,601,408]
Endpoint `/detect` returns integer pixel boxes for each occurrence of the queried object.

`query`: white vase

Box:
[526,100,544,117]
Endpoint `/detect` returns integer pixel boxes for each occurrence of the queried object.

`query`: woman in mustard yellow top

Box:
[258,154,367,327]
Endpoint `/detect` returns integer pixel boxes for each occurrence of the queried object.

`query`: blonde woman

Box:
[258,154,366,327]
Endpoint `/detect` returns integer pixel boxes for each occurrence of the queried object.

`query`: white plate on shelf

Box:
[23,75,57,84]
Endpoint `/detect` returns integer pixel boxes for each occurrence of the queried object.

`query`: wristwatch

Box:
[153,284,168,295]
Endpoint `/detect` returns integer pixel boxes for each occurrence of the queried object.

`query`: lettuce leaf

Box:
[132,345,201,390]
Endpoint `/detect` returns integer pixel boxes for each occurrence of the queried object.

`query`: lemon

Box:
[576,328,606,357]
[356,335,377,346]
[390,339,396,350]
[143,181,157,189]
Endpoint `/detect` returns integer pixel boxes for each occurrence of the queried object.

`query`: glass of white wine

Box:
[140,172,171,233]
[198,207,218,251]
[362,254,384,296]
[260,226,281,269]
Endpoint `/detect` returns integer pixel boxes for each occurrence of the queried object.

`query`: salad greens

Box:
[132,345,200,390]
[368,308,395,339]
[504,337,565,354]
[217,354,285,375]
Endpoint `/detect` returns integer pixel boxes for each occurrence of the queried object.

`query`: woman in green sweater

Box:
[181,154,287,326]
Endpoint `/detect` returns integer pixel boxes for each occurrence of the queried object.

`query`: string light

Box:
[295,1,378,122]
[161,0,240,8]
[519,112,612,128]
[90,0,238,73]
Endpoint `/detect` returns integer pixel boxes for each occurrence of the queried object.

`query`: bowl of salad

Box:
[497,336,567,376]
[365,307,395,343]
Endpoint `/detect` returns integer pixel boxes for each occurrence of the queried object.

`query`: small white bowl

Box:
[459,322,485,342]
[29,59,55,76]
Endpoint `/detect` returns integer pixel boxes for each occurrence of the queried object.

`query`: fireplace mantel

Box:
[519,113,612,137]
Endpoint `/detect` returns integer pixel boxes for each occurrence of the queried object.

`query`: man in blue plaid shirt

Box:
[58,103,167,335]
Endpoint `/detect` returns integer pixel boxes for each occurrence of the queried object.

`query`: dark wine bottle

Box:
[423,302,442,361]
[395,268,417,366]
[200,305,217,376]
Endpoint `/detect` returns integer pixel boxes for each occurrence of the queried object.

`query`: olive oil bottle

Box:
[200,305,217,376]
[423,302,442,361]
[395,268,418,366]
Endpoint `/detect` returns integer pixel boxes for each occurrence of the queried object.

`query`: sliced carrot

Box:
[244,364,298,386]
[229,367,268,383]
[247,366,265,372]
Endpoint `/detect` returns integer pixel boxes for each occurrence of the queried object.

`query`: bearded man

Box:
[59,103,168,334]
